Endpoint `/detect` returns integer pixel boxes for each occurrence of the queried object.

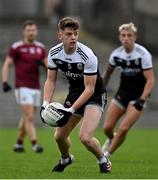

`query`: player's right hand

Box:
[36,60,45,67]
[40,105,46,124]
[40,105,45,123]
[2,82,12,92]
[40,101,49,124]
[133,98,145,111]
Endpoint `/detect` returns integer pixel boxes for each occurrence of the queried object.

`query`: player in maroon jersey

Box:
[2,20,47,153]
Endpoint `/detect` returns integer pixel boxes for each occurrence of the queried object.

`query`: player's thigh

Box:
[79,105,102,136]
[32,89,41,107]
[15,88,33,105]
[104,99,125,129]
[55,115,81,138]
[119,104,142,130]
[15,88,39,116]
[20,104,35,119]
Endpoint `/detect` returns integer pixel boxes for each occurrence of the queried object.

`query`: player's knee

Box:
[104,123,113,136]
[54,132,65,142]
[79,133,91,146]
[18,126,24,132]
[25,114,34,122]
[118,127,129,138]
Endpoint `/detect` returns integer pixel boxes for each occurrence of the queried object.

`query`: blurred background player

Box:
[102,22,155,158]
[41,17,111,173]
[2,20,47,153]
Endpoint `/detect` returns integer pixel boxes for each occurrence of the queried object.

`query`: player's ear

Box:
[118,34,121,42]
[134,34,137,41]
[58,32,62,40]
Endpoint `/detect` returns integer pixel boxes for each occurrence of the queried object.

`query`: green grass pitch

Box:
[0,127,158,179]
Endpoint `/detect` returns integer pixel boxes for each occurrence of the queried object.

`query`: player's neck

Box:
[23,38,35,45]
[64,46,76,54]
[124,45,134,53]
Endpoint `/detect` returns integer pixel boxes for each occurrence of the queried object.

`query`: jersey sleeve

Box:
[109,53,116,67]
[141,53,153,70]
[41,47,47,60]
[84,55,98,75]
[8,45,17,59]
[48,51,58,70]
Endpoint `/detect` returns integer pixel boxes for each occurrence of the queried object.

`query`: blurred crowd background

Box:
[0,0,158,127]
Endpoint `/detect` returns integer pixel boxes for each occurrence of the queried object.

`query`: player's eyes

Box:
[66,33,72,36]
[65,32,78,37]
[74,32,79,36]
[121,34,132,38]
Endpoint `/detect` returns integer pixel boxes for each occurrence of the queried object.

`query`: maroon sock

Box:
[31,140,37,146]
[17,139,23,145]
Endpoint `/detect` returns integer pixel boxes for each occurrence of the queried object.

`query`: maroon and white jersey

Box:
[8,40,47,89]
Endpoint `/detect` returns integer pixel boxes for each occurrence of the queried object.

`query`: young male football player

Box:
[102,23,155,158]
[2,20,47,153]
[41,17,111,173]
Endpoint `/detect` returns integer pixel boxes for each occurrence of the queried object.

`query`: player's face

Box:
[58,28,79,53]
[23,25,38,43]
[119,30,136,52]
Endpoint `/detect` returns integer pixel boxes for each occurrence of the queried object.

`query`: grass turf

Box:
[0,127,158,179]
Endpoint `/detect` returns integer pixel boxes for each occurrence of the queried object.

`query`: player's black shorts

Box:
[64,88,107,117]
[114,90,140,109]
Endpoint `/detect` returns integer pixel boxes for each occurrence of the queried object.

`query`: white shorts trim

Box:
[15,87,41,107]
[72,104,103,118]
[85,104,104,113]
[112,99,125,110]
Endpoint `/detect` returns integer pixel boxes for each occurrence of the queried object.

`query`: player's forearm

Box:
[72,86,94,111]
[102,65,114,87]
[2,63,10,82]
[140,78,155,100]
[43,80,56,103]
[102,72,111,87]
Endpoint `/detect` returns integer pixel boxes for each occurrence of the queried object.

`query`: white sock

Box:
[104,151,111,158]
[61,156,70,165]
[97,154,108,164]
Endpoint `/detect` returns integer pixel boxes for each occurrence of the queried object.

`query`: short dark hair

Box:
[23,20,37,29]
[58,17,80,31]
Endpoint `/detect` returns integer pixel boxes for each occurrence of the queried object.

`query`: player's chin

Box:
[28,36,36,41]
[28,38,35,43]
[69,42,76,48]
[123,43,130,48]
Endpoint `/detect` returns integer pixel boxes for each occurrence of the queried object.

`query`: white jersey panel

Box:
[108,43,153,96]
[48,42,98,74]
[142,54,152,69]
[84,55,98,74]
[48,51,58,69]
[109,43,153,70]
[48,43,63,69]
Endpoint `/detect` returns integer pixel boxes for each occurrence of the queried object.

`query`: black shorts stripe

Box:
[84,72,97,75]
[48,67,58,70]
[143,67,153,71]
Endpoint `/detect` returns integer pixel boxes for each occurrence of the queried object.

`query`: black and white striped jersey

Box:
[109,43,153,96]
[48,42,105,92]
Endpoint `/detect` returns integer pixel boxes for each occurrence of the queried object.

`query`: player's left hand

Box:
[36,60,45,67]
[2,82,12,92]
[57,107,75,127]
[133,98,145,111]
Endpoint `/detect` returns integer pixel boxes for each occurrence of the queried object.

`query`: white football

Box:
[41,102,65,127]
